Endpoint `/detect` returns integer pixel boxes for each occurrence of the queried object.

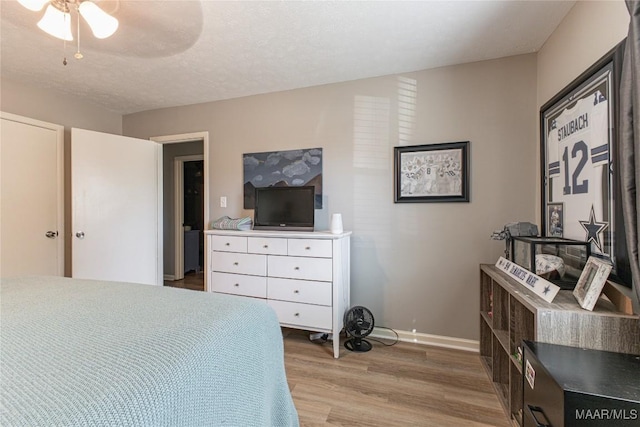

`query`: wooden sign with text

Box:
[495,257,560,303]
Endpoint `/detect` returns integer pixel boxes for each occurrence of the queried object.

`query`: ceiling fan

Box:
[17,0,118,41]
[17,0,118,64]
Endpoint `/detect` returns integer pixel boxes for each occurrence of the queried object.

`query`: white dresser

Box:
[204,229,351,358]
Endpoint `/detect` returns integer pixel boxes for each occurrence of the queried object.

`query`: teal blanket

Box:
[0,276,298,426]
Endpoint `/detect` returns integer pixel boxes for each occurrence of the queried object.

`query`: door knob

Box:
[76,231,85,239]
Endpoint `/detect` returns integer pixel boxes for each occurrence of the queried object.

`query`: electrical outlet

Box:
[220,196,227,208]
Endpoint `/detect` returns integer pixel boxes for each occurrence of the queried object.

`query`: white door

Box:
[0,113,64,277]
[71,128,161,285]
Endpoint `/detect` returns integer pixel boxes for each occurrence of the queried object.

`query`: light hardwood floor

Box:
[164,272,204,291]
[163,281,509,426]
[282,329,510,427]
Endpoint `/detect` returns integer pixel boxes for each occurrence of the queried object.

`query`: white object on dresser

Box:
[205,229,351,358]
[330,213,343,234]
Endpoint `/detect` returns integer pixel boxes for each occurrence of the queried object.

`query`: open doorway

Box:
[173,155,204,290]
[151,132,209,292]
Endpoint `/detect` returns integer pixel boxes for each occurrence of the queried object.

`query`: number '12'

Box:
[562,140,589,195]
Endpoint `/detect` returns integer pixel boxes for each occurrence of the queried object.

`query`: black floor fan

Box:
[343,306,375,352]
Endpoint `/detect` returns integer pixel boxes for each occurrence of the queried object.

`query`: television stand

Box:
[479,264,639,426]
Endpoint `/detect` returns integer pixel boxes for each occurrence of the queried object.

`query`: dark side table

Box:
[522,341,639,427]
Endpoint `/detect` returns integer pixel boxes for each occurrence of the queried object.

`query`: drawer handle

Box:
[305,246,311,250]
[294,290,299,294]
[294,266,300,270]
[294,313,300,317]
[225,242,230,246]
[526,405,551,427]
[234,283,240,287]
[263,244,268,248]
[233,262,239,266]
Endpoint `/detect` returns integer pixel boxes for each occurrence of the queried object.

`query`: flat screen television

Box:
[253,186,315,231]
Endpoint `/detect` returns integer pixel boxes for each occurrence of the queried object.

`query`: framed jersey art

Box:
[540,40,628,284]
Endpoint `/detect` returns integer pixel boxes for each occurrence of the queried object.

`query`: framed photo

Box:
[540,41,626,282]
[394,141,469,203]
[573,256,613,311]
[547,202,564,237]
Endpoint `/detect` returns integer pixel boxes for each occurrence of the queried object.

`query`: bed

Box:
[0,276,299,426]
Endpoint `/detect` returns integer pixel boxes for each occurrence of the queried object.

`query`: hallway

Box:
[164,271,204,292]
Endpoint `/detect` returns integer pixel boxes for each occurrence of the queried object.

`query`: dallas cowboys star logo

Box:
[543,285,551,295]
[579,206,608,252]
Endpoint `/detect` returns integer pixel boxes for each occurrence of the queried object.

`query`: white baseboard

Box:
[369,327,479,353]
[163,274,175,281]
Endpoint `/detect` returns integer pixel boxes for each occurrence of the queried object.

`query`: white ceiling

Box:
[1,0,576,115]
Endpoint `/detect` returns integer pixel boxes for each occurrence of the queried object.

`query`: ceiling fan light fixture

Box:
[17,0,49,12]
[37,4,73,41]
[78,1,118,39]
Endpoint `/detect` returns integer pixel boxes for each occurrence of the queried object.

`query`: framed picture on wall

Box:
[394,141,469,203]
[242,148,323,209]
[540,40,627,284]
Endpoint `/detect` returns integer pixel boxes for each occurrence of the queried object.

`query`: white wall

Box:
[124,53,539,341]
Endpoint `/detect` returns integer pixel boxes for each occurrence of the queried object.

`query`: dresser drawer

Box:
[211,252,266,276]
[210,235,248,253]
[268,300,332,330]
[288,238,332,258]
[267,277,332,306]
[247,237,288,255]
[268,256,332,281]
[210,272,267,298]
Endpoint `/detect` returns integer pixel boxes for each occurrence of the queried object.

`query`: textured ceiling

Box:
[1,0,576,115]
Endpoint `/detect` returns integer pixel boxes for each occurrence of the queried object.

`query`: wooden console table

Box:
[479,264,639,426]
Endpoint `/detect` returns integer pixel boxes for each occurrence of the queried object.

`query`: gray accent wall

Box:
[122,1,629,341]
[0,0,628,341]
[123,54,539,340]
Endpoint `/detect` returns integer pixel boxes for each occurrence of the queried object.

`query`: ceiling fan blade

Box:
[17,0,49,12]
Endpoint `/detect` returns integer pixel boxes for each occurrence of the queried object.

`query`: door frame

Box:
[174,154,204,280]
[0,111,65,276]
[150,132,209,281]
